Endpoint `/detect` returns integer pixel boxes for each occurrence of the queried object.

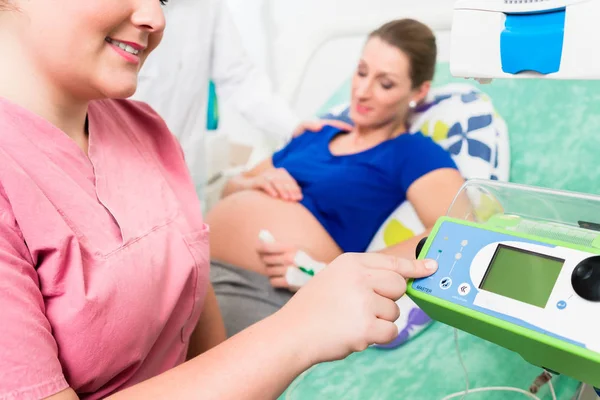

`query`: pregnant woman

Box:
[207,18,465,336]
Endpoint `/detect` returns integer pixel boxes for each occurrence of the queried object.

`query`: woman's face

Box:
[350,37,428,130]
[10,0,166,100]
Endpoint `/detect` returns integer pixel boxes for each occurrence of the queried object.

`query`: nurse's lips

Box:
[105,37,146,64]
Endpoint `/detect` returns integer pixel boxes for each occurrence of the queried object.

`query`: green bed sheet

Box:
[280,323,580,399]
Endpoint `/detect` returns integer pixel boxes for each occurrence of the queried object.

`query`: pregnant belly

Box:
[205,190,343,275]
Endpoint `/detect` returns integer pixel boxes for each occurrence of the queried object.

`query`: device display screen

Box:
[479,245,564,308]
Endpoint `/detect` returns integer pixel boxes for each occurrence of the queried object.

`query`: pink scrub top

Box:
[0,97,209,399]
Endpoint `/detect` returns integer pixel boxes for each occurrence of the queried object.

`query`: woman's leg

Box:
[210,260,294,337]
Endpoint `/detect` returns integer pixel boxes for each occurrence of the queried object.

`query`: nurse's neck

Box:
[0,34,89,155]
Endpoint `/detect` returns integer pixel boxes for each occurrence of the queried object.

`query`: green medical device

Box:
[407,180,600,388]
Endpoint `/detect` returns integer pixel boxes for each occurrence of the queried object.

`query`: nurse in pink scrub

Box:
[0,0,438,399]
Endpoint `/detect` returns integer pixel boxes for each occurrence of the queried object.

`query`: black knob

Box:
[571,256,600,302]
[415,236,429,259]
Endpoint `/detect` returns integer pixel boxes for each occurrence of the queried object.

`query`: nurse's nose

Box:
[131,0,167,34]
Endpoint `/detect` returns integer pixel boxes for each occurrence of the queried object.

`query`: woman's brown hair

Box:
[369,19,437,89]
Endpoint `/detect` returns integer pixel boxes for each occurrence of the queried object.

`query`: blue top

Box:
[272,125,458,252]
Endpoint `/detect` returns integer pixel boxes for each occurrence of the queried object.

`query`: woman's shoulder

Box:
[296,124,340,140]
[402,130,438,144]
[404,131,457,166]
[396,131,450,154]
[284,125,338,149]
[384,131,456,170]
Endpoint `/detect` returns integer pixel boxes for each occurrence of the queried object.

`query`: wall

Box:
[226,0,454,89]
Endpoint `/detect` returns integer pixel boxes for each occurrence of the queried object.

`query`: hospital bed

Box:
[205,0,600,398]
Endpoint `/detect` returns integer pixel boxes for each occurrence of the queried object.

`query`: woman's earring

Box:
[409,100,417,109]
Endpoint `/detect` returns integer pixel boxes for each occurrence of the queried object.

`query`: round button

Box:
[571,256,600,302]
[461,240,469,247]
[415,236,428,258]
[556,300,567,310]
[458,283,471,296]
[455,253,462,260]
[440,277,452,290]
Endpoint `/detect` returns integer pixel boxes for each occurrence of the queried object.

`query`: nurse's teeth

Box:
[107,38,140,55]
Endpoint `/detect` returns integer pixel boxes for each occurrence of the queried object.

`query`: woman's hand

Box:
[257,240,298,289]
[275,253,438,363]
[249,168,303,201]
[257,240,328,292]
[293,119,354,137]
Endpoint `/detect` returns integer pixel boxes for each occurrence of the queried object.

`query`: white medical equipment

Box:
[409,180,600,395]
[447,0,600,397]
[451,0,600,82]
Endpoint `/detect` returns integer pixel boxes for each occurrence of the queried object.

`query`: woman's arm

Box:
[379,168,465,259]
[221,158,274,197]
[406,168,465,228]
[186,284,227,360]
[221,158,302,202]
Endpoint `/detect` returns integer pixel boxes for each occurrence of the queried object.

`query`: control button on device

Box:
[440,277,452,290]
[415,236,428,258]
[571,255,600,301]
[556,300,567,310]
[458,283,471,296]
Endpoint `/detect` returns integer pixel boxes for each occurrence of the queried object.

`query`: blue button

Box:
[440,277,452,290]
[556,300,567,310]
[501,9,565,75]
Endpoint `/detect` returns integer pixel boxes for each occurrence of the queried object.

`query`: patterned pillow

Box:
[321,83,510,348]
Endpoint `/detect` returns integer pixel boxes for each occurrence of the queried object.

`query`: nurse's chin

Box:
[97,81,139,100]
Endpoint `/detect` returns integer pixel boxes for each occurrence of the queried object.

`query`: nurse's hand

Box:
[250,168,303,201]
[275,253,438,363]
[293,119,354,137]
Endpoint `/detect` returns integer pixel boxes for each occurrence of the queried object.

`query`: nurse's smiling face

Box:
[3,0,166,100]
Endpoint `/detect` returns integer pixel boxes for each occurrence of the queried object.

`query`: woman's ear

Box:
[412,81,432,105]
